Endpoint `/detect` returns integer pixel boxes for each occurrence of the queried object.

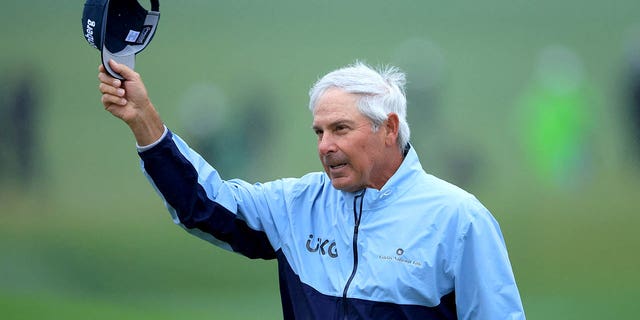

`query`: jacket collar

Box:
[341,144,424,209]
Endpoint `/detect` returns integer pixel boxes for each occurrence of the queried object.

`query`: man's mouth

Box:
[323,154,348,173]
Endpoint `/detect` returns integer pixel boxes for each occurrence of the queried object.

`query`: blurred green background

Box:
[2,1,640,319]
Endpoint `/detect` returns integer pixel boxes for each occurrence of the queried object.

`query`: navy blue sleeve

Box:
[138,130,276,260]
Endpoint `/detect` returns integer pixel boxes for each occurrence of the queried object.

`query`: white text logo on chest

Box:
[377,248,422,267]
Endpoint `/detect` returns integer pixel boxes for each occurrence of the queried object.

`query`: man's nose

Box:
[318,134,337,155]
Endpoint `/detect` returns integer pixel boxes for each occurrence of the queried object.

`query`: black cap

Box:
[82,0,160,79]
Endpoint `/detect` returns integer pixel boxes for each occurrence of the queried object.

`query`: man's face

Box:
[312,88,390,192]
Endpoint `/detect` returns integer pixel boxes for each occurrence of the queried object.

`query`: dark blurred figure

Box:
[178,81,275,180]
[391,38,446,130]
[625,43,640,163]
[392,37,481,188]
[234,83,276,179]
[0,64,43,189]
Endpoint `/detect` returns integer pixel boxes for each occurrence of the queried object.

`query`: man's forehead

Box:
[313,88,359,114]
[315,88,359,107]
[313,88,366,126]
[312,102,363,128]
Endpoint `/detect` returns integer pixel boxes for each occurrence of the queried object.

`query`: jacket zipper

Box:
[342,189,366,319]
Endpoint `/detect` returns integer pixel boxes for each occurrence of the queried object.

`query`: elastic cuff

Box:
[136,125,168,152]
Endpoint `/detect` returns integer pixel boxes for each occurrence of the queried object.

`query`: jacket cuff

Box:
[136,125,168,152]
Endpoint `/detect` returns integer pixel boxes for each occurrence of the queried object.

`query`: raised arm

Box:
[97,59,281,260]
[98,59,164,146]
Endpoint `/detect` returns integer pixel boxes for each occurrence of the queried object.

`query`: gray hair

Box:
[308,61,410,150]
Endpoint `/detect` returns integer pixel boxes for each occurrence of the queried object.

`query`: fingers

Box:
[101,84,125,97]
[99,84,127,106]
[101,95,127,108]
[98,70,122,87]
[108,59,139,81]
[98,72,125,102]
[96,59,149,113]
[97,59,139,84]
[98,62,127,106]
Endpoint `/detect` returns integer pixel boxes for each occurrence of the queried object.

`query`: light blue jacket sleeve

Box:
[453,199,526,319]
[140,130,294,258]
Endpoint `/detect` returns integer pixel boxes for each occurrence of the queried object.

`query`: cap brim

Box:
[102,47,135,80]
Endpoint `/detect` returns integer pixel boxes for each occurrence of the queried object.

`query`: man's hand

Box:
[98,59,164,146]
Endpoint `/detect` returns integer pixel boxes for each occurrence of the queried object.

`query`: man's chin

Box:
[330,178,360,193]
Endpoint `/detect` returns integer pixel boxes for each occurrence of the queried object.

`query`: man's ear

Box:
[384,113,400,146]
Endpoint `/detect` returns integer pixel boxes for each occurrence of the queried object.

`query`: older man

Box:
[98,60,525,319]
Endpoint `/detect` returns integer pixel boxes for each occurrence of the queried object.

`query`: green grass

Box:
[0,290,282,320]
[0,192,283,319]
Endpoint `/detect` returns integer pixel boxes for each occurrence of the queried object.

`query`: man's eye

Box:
[335,126,348,133]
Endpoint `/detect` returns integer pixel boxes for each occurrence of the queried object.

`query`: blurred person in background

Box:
[624,36,640,165]
[0,64,42,189]
[177,81,276,179]
[97,59,525,319]
[391,37,481,189]
[516,45,594,189]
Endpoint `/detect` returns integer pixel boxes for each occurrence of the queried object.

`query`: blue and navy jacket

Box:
[139,129,525,319]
